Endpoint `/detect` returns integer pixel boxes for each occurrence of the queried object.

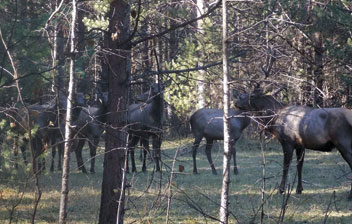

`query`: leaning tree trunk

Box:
[58,0,77,223]
[219,0,231,223]
[98,1,130,224]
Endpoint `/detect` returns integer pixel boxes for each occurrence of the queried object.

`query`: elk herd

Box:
[2,83,352,201]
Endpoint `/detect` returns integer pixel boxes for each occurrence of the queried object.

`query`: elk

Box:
[70,91,108,173]
[235,88,352,200]
[190,108,250,175]
[49,92,86,171]
[127,83,164,172]
[5,92,85,172]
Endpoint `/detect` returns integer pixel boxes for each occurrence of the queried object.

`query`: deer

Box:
[190,108,250,175]
[235,87,352,200]
[127,83,164,172]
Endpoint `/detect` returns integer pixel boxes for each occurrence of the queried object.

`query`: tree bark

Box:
[58,0,77,222]
[98,1,130,223]
[219,0,230,223]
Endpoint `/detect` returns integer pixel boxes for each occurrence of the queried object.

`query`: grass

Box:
[1,137,352,223]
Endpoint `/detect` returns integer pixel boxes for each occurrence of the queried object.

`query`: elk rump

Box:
[190,108,250,175]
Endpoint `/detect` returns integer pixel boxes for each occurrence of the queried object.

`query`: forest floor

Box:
[1,137,352,223]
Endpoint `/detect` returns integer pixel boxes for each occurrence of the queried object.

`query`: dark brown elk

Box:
[235,89,352,200]
[5,101,58,171]
[4,92,85,172]
[127,83,164,172]
[49,92,86,172]
[70,91,108,173]
[190,108,250,175]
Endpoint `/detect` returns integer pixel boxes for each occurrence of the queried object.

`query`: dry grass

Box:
[1,137,352,223]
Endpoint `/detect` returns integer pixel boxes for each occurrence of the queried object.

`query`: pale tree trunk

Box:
[313,30,324,107]
[98,1,130,224]
[219,0,230,223]
[59,0,77,223]
[196,0,205,108]
[50,0,65,126]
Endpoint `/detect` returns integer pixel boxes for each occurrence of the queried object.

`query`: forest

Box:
[1,0,352,223]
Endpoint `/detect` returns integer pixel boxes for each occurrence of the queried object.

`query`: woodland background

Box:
[1,0,352,223]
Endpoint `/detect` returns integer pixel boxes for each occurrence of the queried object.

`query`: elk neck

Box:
[149,92,164,121]
[253,95,285,128]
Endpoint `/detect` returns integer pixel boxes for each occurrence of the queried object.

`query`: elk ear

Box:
[232,89,240,99]
[253,87,263,96]
[272,86,286,96]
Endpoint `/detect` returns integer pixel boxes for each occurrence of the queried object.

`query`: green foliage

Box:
[165,40,198,117]
[82,0,110,31]
[165,17,222,117]
[0,0,52,103]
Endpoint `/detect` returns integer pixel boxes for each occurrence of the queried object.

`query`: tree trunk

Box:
[219,0,230,223]
[313,30,324,107]
[58,0,77,222]
[98,1,130,223]
[196,0,205,108]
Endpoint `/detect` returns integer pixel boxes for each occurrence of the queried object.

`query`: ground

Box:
[1,137,352,223]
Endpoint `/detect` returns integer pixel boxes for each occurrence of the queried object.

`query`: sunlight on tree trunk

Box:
[59,0,77,223]
[219,0,230,223]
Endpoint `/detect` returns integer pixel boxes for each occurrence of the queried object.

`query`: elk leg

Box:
[141,138,150,172]
[152,134,162,172]
[127,135,139,173]
[74,139,87,173]
[295,148,305,194]
[33,136,45,173]
[139,139,143,162]
[279,143,294,194]
[192,137,202,174]
[205,139,217,175]
[20,140,28,166]
[40,137,48,172]
[88,137,99,173]
[335,141,352,200]
[50,145,56,172]
[230,140,239,175]
[13,136,19,169]
[50,135,59,172]
[14,137,28,168]
[130,145,136,173]
[57,140,64,171]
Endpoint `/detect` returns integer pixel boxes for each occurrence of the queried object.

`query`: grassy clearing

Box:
[1,137,352,223]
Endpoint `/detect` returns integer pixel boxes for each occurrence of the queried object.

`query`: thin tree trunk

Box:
[98,1,130,223]
[313,30,324,107]
[196,0,205,108]
[219,0,230,223]
[58,0,77,222]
